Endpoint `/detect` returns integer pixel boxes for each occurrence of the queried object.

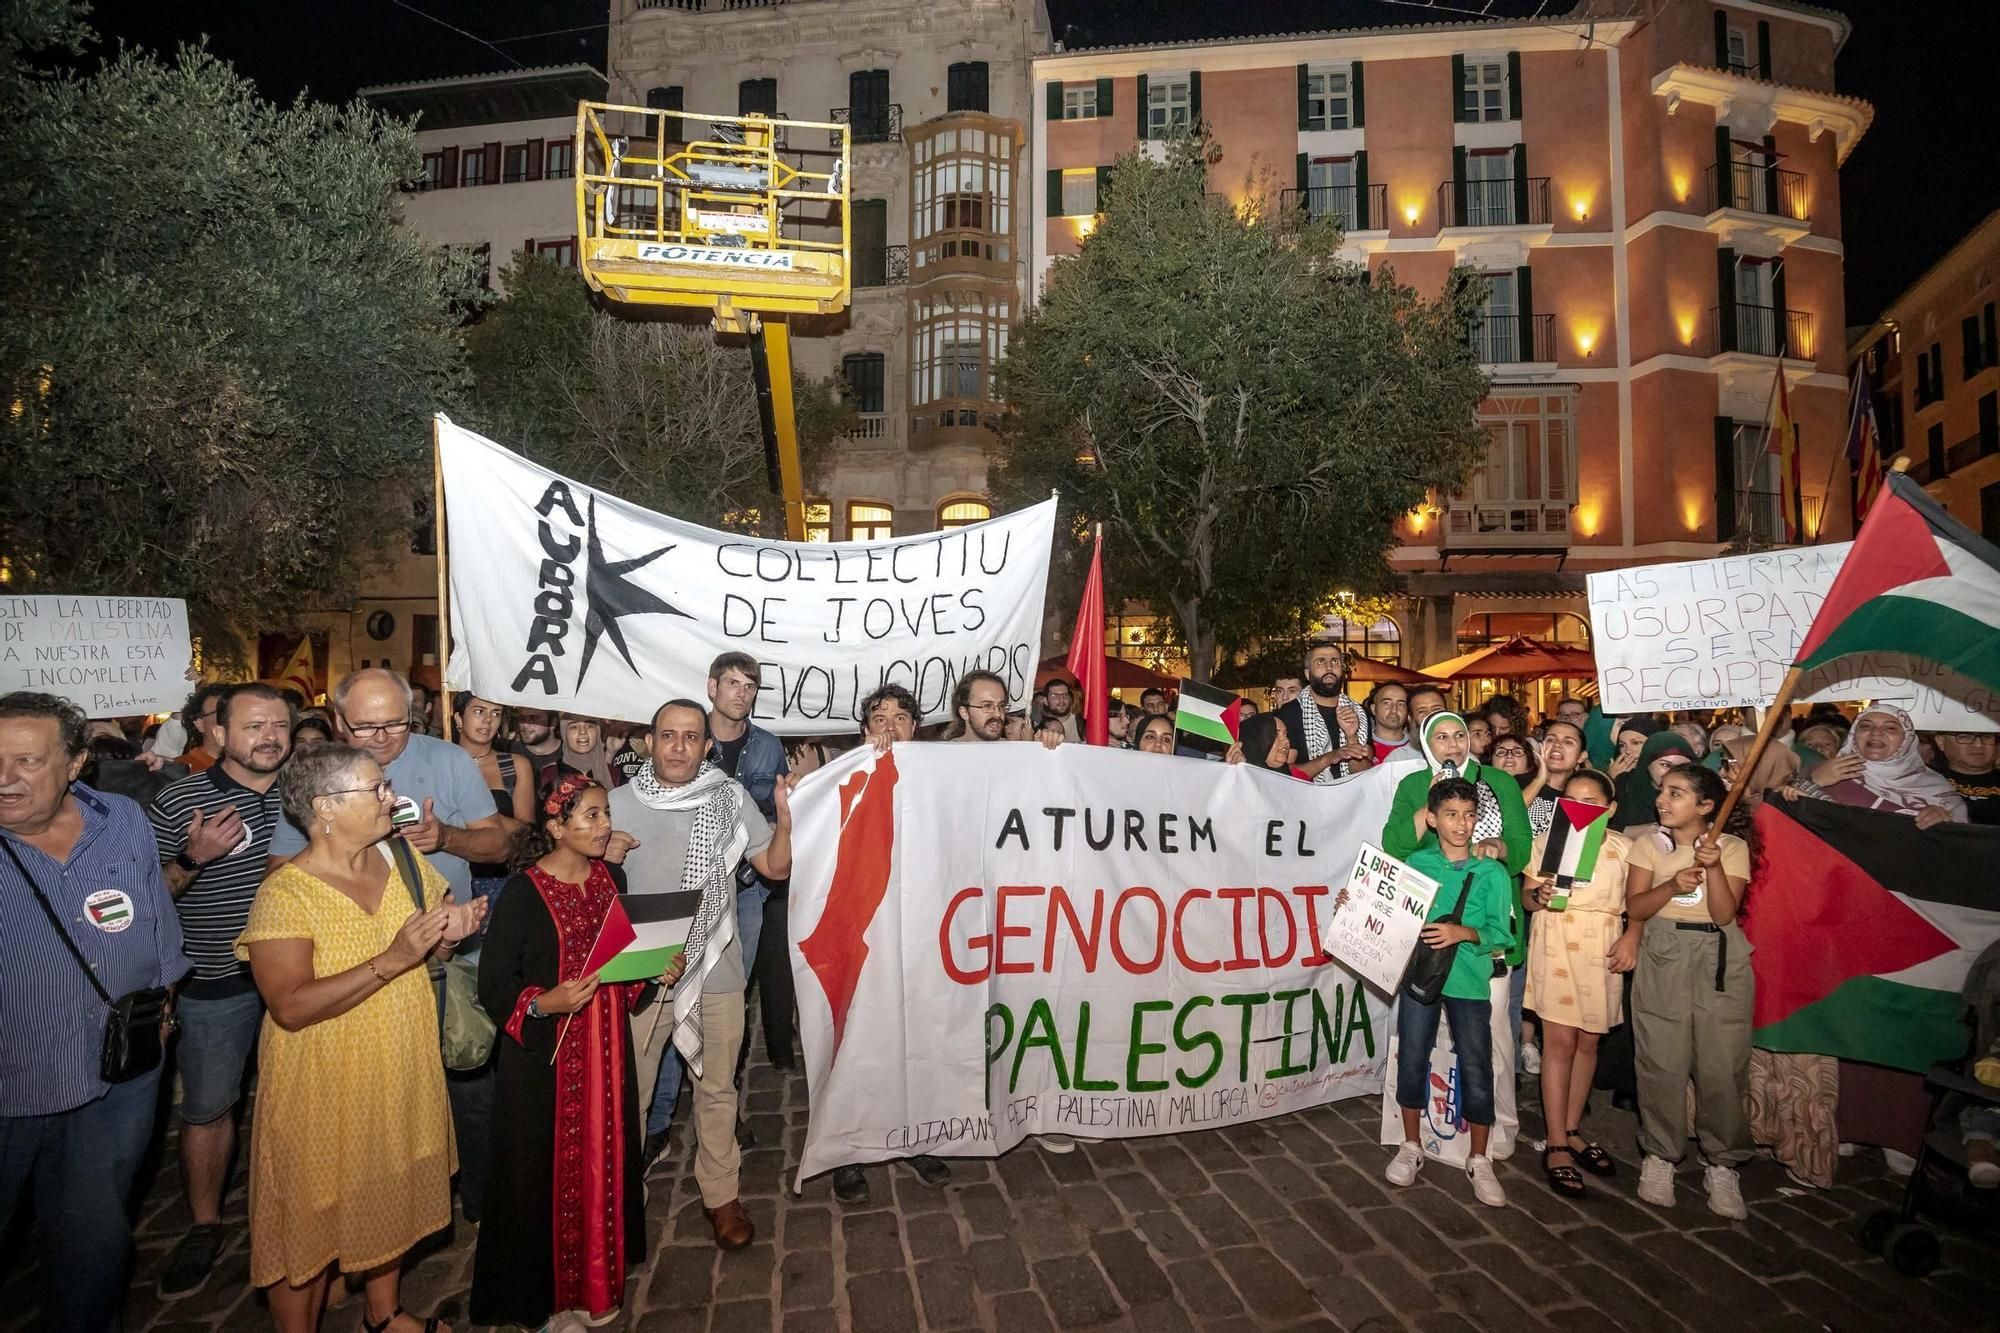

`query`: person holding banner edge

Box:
[1272,643,1371,784]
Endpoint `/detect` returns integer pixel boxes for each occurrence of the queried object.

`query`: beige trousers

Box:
[1631,916,1756,1167]
[634,988,746,1208]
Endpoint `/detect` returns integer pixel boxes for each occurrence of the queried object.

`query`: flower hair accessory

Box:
[543,770,599,817]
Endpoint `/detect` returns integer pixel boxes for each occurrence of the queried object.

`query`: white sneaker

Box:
[1037,1134,1077,1154]
[1969,1159,2000,1189]
[1384,1142,1424,1187]
[1520,1043,1541,1074]
[1882,1148,1917,1177]
[1704,1165,1748,1220]
[1466,1154,1507,1207]
[1638,1154,1676,1207]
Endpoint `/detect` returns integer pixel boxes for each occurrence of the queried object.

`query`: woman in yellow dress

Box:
[1522,768,1635,1198]
[238,744,485,1333]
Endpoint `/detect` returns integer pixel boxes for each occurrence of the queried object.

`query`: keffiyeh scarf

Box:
[631,761,751,1076]
[1417,712,1504,843]
[1295,694,1361,785]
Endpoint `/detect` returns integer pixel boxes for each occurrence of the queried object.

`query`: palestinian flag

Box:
[1174,679,1243,755]
[1535,798,1611,883]
[1746,797,2000,1072]
[590,891,696,984]
[1793,471,2000,699]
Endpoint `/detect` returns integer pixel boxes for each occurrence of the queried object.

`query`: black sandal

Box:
[1568,1129,1617,1177]
[1543,1145,1587,1197]
[362,1309,444,1333]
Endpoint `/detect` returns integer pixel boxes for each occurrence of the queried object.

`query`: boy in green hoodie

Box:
[1387,778,1517,1208]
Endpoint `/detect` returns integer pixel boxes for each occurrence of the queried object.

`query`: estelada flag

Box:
[276,636,317,704]
[1792,471,2000,699]
[1746,798,2000,1073]
[1534,798,1610,883]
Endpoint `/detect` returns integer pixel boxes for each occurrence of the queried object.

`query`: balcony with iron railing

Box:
[1720,55,1767,81]
[1709,304,1814,360]
[1279,183,1389,233]
[852,244,909,289]
[1440,492,1574,562]
[831,104,902,146]
[1466,313,1556,367]
[1730,490,1824,547]
[1705,160,1809,222]
[635,0,785,11]
[1439,176,1552,231]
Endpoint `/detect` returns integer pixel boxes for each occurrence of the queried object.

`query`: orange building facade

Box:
[1032,2,1871,676]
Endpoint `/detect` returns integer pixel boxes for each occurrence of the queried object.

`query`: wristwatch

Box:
[526,996,545,1020]
[174,851,200,875]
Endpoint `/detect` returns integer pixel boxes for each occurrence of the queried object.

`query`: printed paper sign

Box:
[439,417,1055,735]
[1586,545,1999,730]
[1324,844,1439,997]
[787,743,1406,1177]
[0,596,192,717]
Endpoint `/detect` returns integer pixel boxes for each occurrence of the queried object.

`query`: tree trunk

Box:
[1175,595,1217,683]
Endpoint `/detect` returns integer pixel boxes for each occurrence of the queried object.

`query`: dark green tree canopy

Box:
[992,142,1491,680]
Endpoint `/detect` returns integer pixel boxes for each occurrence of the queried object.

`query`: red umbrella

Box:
[1345,657,1446,686]
[1422,635,1577,682]
[1038,653,1178,692]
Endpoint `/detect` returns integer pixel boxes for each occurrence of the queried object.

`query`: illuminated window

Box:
[804,501,832,543]
[544,141,574,180]
[1321,616,1401,665]
[1304,65,1352,131]
[911,123,1014,270]
[848,501,894,541]
[721,507,763,533]
[1060,169,1097,217]
[912,290,1010,414]
[937,499,991,530]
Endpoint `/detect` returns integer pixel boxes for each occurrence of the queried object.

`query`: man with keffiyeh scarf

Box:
[606,699,792,1252]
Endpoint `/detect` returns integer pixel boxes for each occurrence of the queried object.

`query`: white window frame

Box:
[1306,157,1356,226]
[1147,75,1192,138]
[1465,149,1514,226]
[1305,64,1351,132]
[1478,271,1519,363]
[1062,84,1097,120]
[1726,26,1753,73]
[1462,58,1508,123]
[1060,168,1098,218]
[1730,139,1774,214]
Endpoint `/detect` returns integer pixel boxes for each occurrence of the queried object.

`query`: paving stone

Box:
[1129,1142,1210,1197]
[1351,1252,1444,1316]
[1212,1170,1290,1221]
[915,1258,980,1328]
[1129,1208,1204,1261]
[1253,1217,1339,1284]
[1089,1230,1173,1306]
[992,1290,1057,1333]
[1291,1196,1377,1255]
[1456,1239,1567,1309]
[1121,1298,1200,1333]
[969,1236,1031,1293]
[767,1310,838,1333]
[996,1148,1062,1200]
[1214,1245,1319,1321]
[648,1248,718,1311]
[778,1248,833,1311]
[839,1209,906,1274]
[955,1183,1015,1237]
[1173,1191,1256,1247]
[1033,1255,1124,1329]
[845,1270,920,1330]
[1430,1269,1532,1327]
[1551,1263,1679,1333]
[706,1297,770,1333]
[1059,1182,1127,1233]
[907,1215,966,1262]
[781,1206,832,1251]
[714,1243,777,1300]
[1298,1268,1394,1332]
[1101,1171,1168,1216]
[1356,1208,1458,1275]
[1165,1256,1245,1320]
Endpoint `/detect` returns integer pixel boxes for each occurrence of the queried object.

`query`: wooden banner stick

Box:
[431,418,455,742]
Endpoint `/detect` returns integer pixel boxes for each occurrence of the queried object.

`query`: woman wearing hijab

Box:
[1227,712,1306,779]
[1703,723,1750,771]
[1793,704,1967,826]
[1610,731,1697,833]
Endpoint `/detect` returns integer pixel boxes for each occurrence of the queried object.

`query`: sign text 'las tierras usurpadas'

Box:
[0,596,192,718]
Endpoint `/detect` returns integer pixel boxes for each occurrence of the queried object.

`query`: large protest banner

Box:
[787,742,1421,1177]
[437,417,1055,734]
[1587,544,2000,730]
[0,596,192,717]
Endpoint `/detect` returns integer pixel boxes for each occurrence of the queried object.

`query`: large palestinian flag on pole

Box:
[1746,798,2000,1072]
[1793,470,2000,698]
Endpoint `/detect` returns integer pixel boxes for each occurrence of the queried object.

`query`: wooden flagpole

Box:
[431,418,455,742]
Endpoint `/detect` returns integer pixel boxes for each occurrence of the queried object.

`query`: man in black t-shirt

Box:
[1934,730,2000,825]
[1272,643,1372,784]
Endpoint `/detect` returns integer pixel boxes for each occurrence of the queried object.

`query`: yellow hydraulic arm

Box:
[747,317,807,539]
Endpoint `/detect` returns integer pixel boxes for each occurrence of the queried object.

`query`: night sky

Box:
[73,0,1996,326]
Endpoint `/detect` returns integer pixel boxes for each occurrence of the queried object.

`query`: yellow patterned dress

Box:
[1523,829,1632,1034]
[236,849,456,1289]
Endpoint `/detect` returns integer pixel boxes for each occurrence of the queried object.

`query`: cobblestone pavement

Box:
[6,1050,1997,1333]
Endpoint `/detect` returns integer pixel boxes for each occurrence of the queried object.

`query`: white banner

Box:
[787,741,1423,1178]
[0,595,191,717]
[437,417,1055,734]
[1587,544,2000,731]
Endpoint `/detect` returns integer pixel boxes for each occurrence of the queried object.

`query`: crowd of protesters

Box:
[4,638,1999,1332]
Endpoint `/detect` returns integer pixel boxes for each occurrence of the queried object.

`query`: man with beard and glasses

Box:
[1273,644,1371,785]
[953,672,1013,742]
[146,684,294,1296]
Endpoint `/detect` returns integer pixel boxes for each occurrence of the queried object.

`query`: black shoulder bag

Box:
[1398,872,1476,1007]
[2,839,169,1083]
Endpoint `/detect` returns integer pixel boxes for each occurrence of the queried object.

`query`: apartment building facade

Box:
[1034,1,1869,674]
[1848,210,2000,545]
[606,0,1045,541]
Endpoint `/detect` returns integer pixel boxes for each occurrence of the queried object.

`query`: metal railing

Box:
[1279,183,1389,232]
[637,0,786,10]
[853,243,908,289]
[1466,313,1556,365]
[1710,304,1814,359]
[1721,56,1767,80]
[1439,176,1552,228]
[1705,161,1808,221]
[831,104,902,145]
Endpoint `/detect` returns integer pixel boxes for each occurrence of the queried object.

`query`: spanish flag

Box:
[1771,372,1804,544]
[1846,373,1886,524]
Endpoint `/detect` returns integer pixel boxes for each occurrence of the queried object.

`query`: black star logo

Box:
[577,495,692,688]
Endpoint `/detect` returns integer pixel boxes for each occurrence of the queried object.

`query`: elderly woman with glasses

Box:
[238,744,484,1333]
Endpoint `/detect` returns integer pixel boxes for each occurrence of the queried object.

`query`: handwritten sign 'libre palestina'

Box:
[1587,544,2000,731]
[786,743,1420,1176]
[0,596,192,717]
[1324,845,1439,998]
[436,417,1054,735]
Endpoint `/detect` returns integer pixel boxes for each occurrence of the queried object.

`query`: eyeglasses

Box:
[343,720,411,739]
[323,780,393,800]
[965,701,1009,715]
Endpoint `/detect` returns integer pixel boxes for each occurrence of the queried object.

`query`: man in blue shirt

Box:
[1,692,190,1333]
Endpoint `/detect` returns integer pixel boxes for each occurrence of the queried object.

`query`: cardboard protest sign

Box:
[438,416,1055,734]
[0,596,192,717]
[1324,844,1439,997]
[1586,544,2000,730]
[787,742,1401,1176]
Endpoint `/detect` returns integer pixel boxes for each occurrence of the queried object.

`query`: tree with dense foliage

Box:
[991,141,1492,680]
[0,2,481,663]
[464,254,850,535]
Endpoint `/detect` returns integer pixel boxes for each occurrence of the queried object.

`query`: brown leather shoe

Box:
[705,1199,754,1251]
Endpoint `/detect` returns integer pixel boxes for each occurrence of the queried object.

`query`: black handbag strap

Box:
[386,836,427,910]
[2,837,117,1007]
[1439,872,1474,921]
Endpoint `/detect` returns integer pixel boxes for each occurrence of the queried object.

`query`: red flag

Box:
[1067,527,1109,746]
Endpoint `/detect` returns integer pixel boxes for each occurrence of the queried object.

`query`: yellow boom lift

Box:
[574,101,852,540]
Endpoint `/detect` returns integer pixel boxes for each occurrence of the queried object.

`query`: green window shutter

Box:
[1451,54,1468,123]
[1047,168,1063,218]
[1714,9,1731,68]
[1756,20,1772,77]
[1097,165,1112,207]
[1189,70,1202,125]
[1096,77,1113,117]
[1717,246,1737,351]
[1353,150,1370,229]
[1506,51,1522,121]
[1517,264,1535,331]
[1762,133,1780,219]
[1771,260,1789,352]
[1714,417,1738,542]
[1512,143,1530,222]
[1046,81,1063,123]
[1452,146,1469,226]
[1297,64,1311,131]
[1352,61,1366,129]
[1136,73,1148,139]
[1296,152,1308,194]
[1714,125,1734,209]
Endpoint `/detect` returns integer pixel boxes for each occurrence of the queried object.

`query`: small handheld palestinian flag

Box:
[593,891,697,983]
[1174,679,1244,757]
[1534,798,1611,911]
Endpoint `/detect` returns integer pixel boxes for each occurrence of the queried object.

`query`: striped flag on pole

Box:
[1771,372,1805,544]
[1846,372,1886,524]
[1174,679,1244,756]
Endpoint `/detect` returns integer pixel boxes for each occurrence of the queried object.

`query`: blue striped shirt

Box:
[1,784,190,1116]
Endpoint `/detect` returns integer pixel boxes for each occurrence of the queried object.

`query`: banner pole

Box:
[1710,664,1801,834]
[432,419,455,742]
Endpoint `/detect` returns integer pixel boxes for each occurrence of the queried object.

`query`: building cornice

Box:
[1032,19,1638,79]
[1649,63,1872,164]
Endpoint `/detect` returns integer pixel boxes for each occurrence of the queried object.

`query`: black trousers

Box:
[736,891,797,1078]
